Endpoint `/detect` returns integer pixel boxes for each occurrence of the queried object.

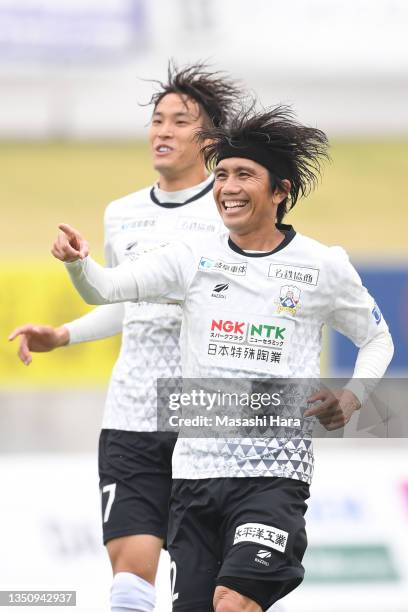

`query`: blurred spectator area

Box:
[0,0,408,138]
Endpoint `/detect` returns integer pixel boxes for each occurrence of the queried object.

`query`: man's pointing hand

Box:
[51,223,89,262]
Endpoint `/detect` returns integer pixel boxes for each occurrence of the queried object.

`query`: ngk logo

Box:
[211,320,245,335]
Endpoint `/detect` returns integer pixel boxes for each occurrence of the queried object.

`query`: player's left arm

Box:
[305,247,394,429]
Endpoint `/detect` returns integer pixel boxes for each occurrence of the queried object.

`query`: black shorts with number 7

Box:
[98,429,177,545]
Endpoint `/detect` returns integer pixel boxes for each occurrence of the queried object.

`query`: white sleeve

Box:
[325,247,391,347]
[64,241,193,305]
[62,203,125,344]
[64,303,124,345]
[352,330,394,379]
[325,248,393,400]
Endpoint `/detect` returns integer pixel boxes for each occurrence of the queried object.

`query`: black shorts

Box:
[167,477,309,611]
[98,429,177,545]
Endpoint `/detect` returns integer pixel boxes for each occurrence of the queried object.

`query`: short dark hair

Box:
[198,104,330,223]
[147,60,241,128]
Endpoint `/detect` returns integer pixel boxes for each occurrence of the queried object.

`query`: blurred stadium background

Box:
[1,0,407,610]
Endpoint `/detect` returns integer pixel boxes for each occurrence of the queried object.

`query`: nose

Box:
[221,175,241,194]
[157,120,173,138]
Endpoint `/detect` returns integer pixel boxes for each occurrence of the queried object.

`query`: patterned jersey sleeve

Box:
[325,246,389,347]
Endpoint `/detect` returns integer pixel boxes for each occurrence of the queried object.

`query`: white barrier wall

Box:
[1,0,408,138]
[1,443,407,611]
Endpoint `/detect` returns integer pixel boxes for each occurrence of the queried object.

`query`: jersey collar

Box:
[228,224,296,257]
[150,178,214,209]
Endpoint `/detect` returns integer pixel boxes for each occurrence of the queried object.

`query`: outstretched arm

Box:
[52,223,190,305]
[9,221,124,365]
[52,224,140,304]
[8,303,125,366]
[8,324,69,366]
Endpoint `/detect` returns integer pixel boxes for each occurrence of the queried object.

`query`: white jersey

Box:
[66,226,392,482]
[102,175,221,430]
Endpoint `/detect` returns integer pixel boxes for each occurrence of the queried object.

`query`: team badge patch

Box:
[276,285,301,316]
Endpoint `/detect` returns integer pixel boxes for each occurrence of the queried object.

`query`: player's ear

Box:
[272,179,291,205]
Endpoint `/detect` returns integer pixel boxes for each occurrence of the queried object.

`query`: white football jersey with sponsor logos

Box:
[113,226,389,482]
[102,175,222,430]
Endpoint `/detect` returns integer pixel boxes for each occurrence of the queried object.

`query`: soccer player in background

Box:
[51,104,394,611]
[9,63,241,612]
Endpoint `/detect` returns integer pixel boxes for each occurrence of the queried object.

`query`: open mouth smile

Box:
[222,200,249,212]
[155,144,174,154]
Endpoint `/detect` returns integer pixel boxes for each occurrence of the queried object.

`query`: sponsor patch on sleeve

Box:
[372,302,382,325]
[233,522,288,553]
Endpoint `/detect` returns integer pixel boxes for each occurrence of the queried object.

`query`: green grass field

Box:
[1,140,407,386]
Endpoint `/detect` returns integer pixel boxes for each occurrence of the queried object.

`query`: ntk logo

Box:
[211,283,229,299]
[250,323,285,340]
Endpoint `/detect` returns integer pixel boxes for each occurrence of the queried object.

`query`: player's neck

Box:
[157,167,208,192]
[229,226,285,253]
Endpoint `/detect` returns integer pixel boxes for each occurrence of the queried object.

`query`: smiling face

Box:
[213,157,288,236]
[149,93,207,188]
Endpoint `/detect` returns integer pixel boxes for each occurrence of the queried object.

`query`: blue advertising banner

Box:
[331,265,408,374]
[0,0,147,63]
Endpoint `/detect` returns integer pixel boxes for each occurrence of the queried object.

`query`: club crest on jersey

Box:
[276,285,301,316]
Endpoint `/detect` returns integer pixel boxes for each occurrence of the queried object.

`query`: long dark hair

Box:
[147,60,242,128]
[199,104,330,222]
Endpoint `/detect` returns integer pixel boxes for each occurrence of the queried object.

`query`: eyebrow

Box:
[215,164,256,174]
[152,111,191,118]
